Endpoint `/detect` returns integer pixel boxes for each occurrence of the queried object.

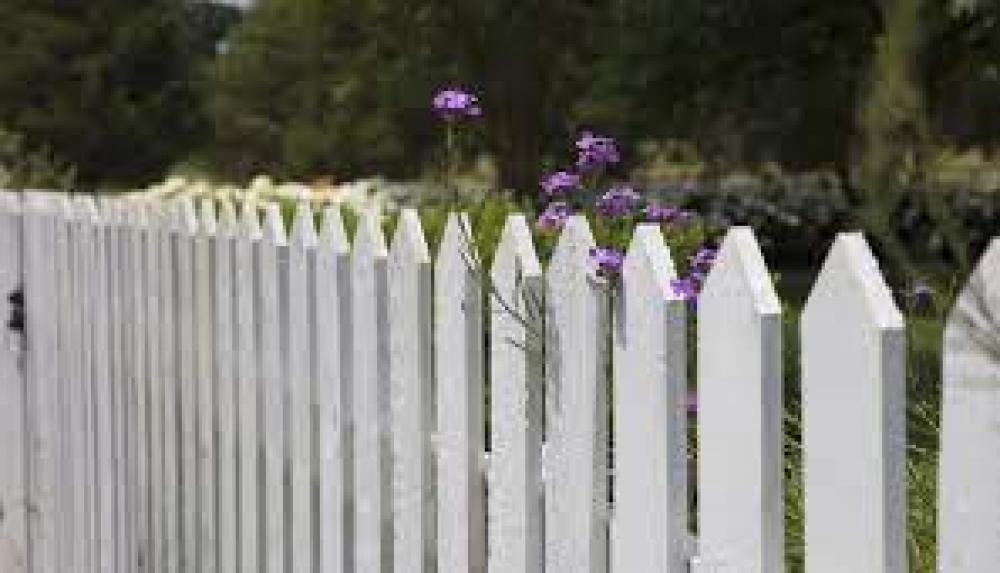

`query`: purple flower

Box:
[536,202,572,232]
[576,131,620,171]
[433,88,482,121]
[595,185,641,218]
[671,276,702,302]
[688,246,718,274]
[684,391,698,415]
[643,203,682,223]
[910,282,935,311]
[590,246,625,277]
[540,170,580,196]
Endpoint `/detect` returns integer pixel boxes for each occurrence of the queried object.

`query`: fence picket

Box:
[435,213,487,573]
[612,225,688,573]
[938,238,1000,571]
[316,206,351,573]
[351,210,392,573]
[127,203,150,572]
[193,198,217,573]
[214,200,239,573]
[801,233,906,573]
[487,214,544,573]
[259,204,286,573]
[174,198,199,572]
[288,203,317,572]
[695,227,782,573]
[144,201,165,573]
[52,197,74,573]
[238,201,264,573]
[389,209,434,573]
[545,215,608,573]
[104,202,128,573]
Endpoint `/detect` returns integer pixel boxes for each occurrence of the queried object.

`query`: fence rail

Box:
[0,190,998,572]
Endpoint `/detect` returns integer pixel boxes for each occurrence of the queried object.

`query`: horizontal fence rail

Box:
[0,190,997,572]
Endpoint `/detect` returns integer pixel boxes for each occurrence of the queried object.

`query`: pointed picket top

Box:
[701,227,780,315]
[547,215,596,282]
[239,200,261,239]
[390,208,430,265]
[198,198,217,235]
[622,224,676,296]
[938,238,1000,571]
[178,196,199,236]
[490,214,541,283]
[695,227,783,573]
[353,209,388,259]
[801,232,906,573]
[262,203,287,245]
[319,205,349,254]
[291,202,318,247]
[436,212,476,276]
[216,198,237,237]
[803,232,903,330]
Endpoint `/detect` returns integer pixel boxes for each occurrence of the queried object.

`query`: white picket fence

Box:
[0,190,997,572]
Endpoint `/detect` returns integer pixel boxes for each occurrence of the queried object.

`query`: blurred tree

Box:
[0,0,208,186]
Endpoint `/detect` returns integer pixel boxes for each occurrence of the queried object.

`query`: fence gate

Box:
[0,192,26,572]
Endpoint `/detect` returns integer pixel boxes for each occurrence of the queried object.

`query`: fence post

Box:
[694,227,782,572]
[288,203,318,572]
[389,209,434,573]
[259,203,286,573]
[316,206,351,573]
[488,214,544,573]
[127,201,150,572]
[938,238,1000,571]
[51,196,73,573]
[214,199,239,573]
[612,224,688,572]
[0,192,26,573]
[351,209,392,573]
[544,215,609,573]
[801,233,906,573]
[144,200,165,573]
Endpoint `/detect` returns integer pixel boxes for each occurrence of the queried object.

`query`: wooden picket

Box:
[8,194,1000,573]
[487,214,544,573]
[388,209,435,573]
[351,209,392,573]
[435,213,487,573]
[259,203,285,573]
[938,238,1000,571]
[544,215,609,573]
[612,224,688,573]
[237,199,264,572]
[801,233,907,573]
[695,227,783,572]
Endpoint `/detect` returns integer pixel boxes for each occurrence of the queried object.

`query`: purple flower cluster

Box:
[576,131,620,171]
[540,170,581,196]
[644,203,695,224]
[596,185,642,218]
[536,201,572,232]
[433,88,482,121]
[670,246,718,303]
[590,246,625,277]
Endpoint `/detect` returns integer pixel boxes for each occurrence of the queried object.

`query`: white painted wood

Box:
[287,203,317,572]
[544,215,609,573]
[127,203,150,572]
[160,203,180,573]
[144,202,165,573]
[801,232,906,573]
[117,203,136,573]
[174,198,199,572]
[259,204,286,573]
[435,213,486,573]
[316,206,350,573]
[938,237,1000,572]
[487,214,544,573]
[74,197,96,573]
[351,210,392,573]
[22,194,61,573]
[214,200,239,573]
[53,197,73,573]
[193,199,217,573]
[611,225,688,573]
[388,209,434,573]
[0,193,26,573]
[694,227,782,573]
[236,201,263,573]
